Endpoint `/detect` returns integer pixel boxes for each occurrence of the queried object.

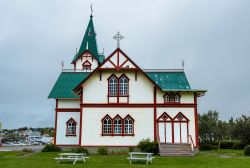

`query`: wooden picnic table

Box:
[54,153,89,164]
[127,152,155,164]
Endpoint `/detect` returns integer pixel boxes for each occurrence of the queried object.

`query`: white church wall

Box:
[82,71,154,104]
[81,108,154,146]
[156,108,196,146]
[58,99,80,109]
[56,112,80,145]
[156,90,194,104]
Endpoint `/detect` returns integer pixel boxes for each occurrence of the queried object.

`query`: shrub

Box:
[199,143,212,150]
[22,148,33,152]
[244,145,250,156]
[75,147,89,154]
[41,144,61,152]
[137,138,159,154]
[128,146,135,152]
[219,141,235,149]
[232,141,245,150]
[97,146,108,155]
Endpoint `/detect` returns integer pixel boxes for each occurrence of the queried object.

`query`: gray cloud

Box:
[0,0,250,129]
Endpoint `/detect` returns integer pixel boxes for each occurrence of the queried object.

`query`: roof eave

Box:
[162,89,207,97]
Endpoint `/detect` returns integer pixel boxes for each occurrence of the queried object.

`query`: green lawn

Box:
[0,150,249,168]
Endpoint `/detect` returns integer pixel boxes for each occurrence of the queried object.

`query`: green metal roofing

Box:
[145,72,191,91]
[72,16,102,63]
[48,72,90,99]
[48,71,194,99]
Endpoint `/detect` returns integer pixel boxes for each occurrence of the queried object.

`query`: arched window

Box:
[66,118,77,136]
[108,75,118,96]
[119,75,128,96]
[175,94,181,103]
[124,115,134,135]
[163,94,170,103]
[102,115,112,135]
[113,115,122,134]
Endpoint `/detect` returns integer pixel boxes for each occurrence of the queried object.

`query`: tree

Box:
[198,110,219,143]
[232,115,250,145]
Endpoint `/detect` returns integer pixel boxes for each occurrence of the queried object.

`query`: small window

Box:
[119,75,128,96]
[124,115,134,135]
[113,116,122,134]
[82,60,91,70]
[170,94,175,102]
[175,94,180,103]
[108,76,118,96]
[66,118,77,136]
[164,94,170,103]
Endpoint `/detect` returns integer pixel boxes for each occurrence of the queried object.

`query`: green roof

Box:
[145,72,191,91]
[72,15,103,63]
[48,72,90,99]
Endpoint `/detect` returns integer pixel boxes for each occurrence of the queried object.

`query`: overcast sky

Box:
[0,0,250,129]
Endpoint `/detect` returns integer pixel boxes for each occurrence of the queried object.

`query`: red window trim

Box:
[101,114,113,135]
[107,74,119,96]
[66,118,77,136]
[101,114,135,136]
[107,74,129,103]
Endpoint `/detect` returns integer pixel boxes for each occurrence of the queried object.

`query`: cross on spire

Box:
[113,32,124,48]
[90,4,93,17]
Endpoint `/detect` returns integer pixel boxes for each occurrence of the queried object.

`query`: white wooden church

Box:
[48,13,206,155]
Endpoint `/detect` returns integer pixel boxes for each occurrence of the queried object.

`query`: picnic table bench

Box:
[127,152,155,164]
[54,153,89,164]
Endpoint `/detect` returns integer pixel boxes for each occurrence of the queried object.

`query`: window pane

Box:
[109,76,118,96]
[114,118,122,134]
[119,76,128,96]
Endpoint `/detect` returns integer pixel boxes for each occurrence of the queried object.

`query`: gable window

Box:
[164,93,181,103]
[82,60,91,70]
[124,115,134,135]
[108,74,129,98]
[113,115,122,134]
[102,115,112,135]
[108,76,118,96]
[66,118,77,136]
[119,75,129,96]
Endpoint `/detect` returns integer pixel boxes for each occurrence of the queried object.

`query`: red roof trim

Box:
[73,48,161,92]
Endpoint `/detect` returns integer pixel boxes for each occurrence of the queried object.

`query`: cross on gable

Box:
[113,32,124,48]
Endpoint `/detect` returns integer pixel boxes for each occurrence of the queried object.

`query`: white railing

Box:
[62,68,183,73]
[188,135,195,152]
[62,69,93,72]
[142,69,184,72]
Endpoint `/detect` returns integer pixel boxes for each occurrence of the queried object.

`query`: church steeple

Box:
[71,14,101,63]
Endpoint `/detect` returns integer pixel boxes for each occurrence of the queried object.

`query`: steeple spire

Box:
[90,4,93,17]
[71,13,100,63]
